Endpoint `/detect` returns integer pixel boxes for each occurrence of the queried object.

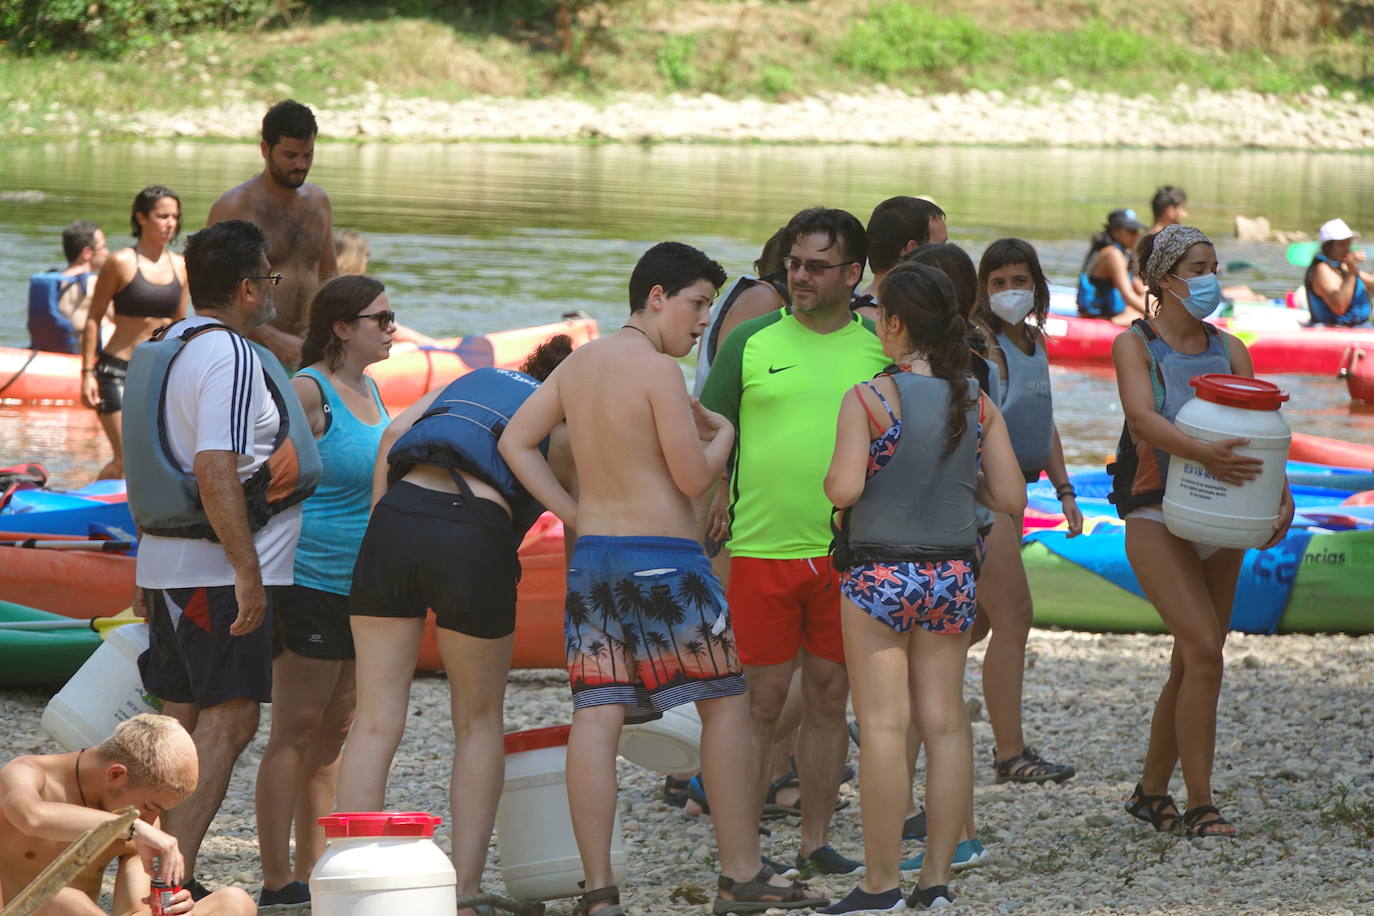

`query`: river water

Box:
[1,141,1371,484]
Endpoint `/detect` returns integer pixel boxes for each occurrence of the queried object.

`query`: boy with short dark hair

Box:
[500,241,825,916]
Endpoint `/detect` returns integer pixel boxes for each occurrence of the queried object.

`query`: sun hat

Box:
[1319,218,1359,242]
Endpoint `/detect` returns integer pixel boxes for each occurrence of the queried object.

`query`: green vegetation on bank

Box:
[1,0,1371,129]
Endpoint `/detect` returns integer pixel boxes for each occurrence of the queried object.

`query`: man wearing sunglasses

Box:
[700,207,885,876]
[207,99,337,369]
[122,218,320,901]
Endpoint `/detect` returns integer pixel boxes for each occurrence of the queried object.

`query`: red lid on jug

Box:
[1189,374,1289,410]
[318,812,442,838]
[504,724,571,755]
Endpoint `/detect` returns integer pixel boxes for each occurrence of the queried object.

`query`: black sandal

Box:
[712,866,828,914]
[1125,782,1182,832]
[573,885,626,916]
[993,745,1075,784]
[662,774,691,809]
[1182,804,1239,838]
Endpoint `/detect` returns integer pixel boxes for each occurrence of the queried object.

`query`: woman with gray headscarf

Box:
[1108,225,1293,840]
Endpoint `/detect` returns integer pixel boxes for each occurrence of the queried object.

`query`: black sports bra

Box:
[113,256,181,319]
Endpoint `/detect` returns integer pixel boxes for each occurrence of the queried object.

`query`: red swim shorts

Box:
[726,555,844,667]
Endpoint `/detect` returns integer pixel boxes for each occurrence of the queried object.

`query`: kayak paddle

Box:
[0,539,134,551]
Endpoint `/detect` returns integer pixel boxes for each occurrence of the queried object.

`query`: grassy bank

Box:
[2,0,1371,133]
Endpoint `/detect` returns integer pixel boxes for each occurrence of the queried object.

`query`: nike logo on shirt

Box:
[768,365,796,374]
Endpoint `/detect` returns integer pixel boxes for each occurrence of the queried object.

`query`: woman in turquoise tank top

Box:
[254,275,393,907]
[1112,227,1293,842]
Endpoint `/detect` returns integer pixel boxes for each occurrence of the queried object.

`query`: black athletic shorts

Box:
[276,584,355,661]
[94,353,127,415]
[349,481,520,639]
[138,584,277,706]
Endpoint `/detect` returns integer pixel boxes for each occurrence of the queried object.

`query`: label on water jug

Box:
[1174,461,1229,502]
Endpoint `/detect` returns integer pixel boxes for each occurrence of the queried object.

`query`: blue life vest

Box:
[1306,254,1371,327]
[27,270,91,353]
[387,367,549,537]
[1076,242,1131,318]
[122,321,322,541]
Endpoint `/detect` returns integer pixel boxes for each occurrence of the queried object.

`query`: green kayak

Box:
[1026,527,1374,635]
[0,600,103,687]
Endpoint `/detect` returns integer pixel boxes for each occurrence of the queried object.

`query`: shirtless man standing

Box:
[0,714,255,915]
[207,99,336,368]
[500,242,825,916]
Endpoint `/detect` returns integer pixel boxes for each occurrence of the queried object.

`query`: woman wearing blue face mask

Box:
[1108,226,1294,840]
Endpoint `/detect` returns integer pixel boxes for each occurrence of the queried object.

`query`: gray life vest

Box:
[123,321,321,541]
[995,330,1054,483]
[834,372,980,569]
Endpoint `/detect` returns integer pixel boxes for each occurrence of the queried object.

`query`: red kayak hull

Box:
[1,316,598,411]
[1041,314,1374,375]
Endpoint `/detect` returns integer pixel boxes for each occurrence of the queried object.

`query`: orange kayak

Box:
[0,315,599,410]
[0,517,569,671]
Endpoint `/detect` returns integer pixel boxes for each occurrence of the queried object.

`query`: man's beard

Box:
[268,162,307,189]
[246,295,277,330]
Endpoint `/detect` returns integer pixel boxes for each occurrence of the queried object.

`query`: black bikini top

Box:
[113,254,181,319]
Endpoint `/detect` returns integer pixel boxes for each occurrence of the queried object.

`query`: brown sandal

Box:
[573,885,626,916]
[712,865,829,914]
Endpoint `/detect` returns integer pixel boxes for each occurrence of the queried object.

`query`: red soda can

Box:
[150,856,179,916]
[150,878,180,915]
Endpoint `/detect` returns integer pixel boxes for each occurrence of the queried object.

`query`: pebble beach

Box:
[10,84,1374,149]
[7,628,1371,914]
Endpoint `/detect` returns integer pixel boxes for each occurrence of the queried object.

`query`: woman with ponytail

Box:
[822,263,1025,913]
[254,274,393,907]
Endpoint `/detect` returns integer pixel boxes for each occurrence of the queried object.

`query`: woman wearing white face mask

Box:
[1109,226,1293,840]
[963,238,1079,788]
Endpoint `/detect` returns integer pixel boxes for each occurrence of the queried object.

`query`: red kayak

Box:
[0,315,598,411]
[0,518,569,671]
[1042,314,1374,375]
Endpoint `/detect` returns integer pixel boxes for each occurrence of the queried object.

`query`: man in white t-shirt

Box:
[128,218,303,899]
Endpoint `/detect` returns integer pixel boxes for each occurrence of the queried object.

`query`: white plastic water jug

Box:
[618,703,702,774]
[496,725,626,902]
[310,812,456,916]
[1163,374,1291,548]
[41,622,161,751]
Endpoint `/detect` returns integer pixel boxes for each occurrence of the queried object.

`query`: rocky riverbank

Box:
[11,84,1374,149]
[4,628,1372,914]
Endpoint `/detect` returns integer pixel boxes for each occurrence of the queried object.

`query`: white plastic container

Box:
[1164,374,1291,548]
[496,725,626,902]
[618,704,702,774]
[310,812,456,916]
[42,622,161,751]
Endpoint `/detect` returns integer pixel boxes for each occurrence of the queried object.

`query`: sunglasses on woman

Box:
[350,310,397,329]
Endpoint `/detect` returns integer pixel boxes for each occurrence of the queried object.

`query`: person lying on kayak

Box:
[1077,208,1147,327]
[0,714,256,914]
[1306,218,1372,328]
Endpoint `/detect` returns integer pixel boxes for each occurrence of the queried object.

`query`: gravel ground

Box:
[3,628,1372,914]
[9,83,1374,150]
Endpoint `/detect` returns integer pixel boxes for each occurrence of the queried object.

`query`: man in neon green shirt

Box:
[701,207,886,875]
